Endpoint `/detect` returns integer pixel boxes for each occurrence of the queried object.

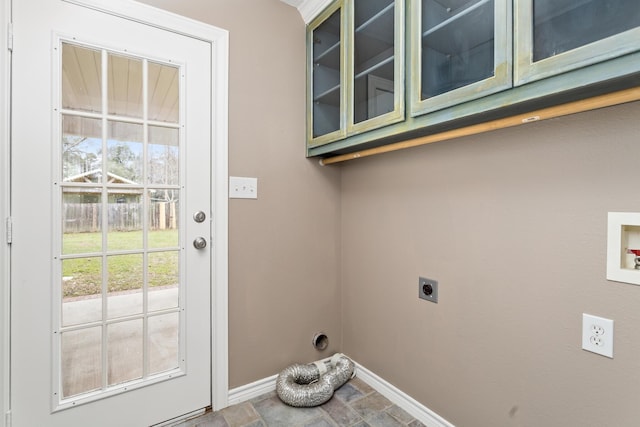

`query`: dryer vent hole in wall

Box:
[312,332,328,351]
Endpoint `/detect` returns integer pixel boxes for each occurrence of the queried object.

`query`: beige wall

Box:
[341,101,640,426]
[133,2,640,425]
[138,0,342,388]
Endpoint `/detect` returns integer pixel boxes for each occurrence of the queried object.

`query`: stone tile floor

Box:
[175,377,426,427]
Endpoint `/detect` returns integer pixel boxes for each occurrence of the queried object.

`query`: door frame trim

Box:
[1,1,11,426]
[0,0,230,422]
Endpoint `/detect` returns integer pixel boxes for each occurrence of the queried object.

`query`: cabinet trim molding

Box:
[319,86,640,165]
[283,0,333,23]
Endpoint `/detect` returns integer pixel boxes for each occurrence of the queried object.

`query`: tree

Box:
[148,144,179,187]
[62,135,100,178]
[105,142,141,182]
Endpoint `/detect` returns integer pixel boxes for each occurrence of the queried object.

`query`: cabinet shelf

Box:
[308,0,404,146]
[422,0,490,37]
[314,84,341,103]
[355,2,394,34]
[354,1,395,83]
[317,2,393,68]
[532,0,640,62]
[422,0,492,55]
[533,0,591,24]
[354,52,393,80]
[314,40,340,67]
[308,0,640,157]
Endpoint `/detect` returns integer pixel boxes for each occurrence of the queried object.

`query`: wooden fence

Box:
[63,202,178,233]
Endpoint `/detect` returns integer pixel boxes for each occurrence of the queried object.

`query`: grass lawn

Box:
[62,230,180,298]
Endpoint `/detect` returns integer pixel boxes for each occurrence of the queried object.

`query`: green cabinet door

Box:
[308,1,346,146]
[348,0,405,136]
[307,0,404,148]
[409,0,512,116]
[515,0,640,85]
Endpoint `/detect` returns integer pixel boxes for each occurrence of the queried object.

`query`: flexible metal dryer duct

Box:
[276,353,355,407]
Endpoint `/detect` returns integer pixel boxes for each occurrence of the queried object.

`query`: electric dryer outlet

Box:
[419,277,438,303]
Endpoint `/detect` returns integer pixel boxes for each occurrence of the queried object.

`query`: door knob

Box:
[193,237,207,249]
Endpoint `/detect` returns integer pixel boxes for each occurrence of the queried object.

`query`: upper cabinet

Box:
[515,0,640,85]
[305,0,640,156]
[410,0,511,115]
[307,0,404,147]
[309,1,346,144]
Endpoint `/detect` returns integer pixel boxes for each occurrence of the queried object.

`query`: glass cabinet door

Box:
[308,1,346,145]
[349,0,404,134]
[307,0,404,147]
[515,0,640,85]
[410,0,511,116]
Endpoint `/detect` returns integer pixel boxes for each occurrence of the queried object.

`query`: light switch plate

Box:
[229,176,258,199]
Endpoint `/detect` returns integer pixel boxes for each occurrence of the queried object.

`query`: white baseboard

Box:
[226,358,454,427]
[227,373,278,406]
[228,355,339,405]
[354,362,455,427]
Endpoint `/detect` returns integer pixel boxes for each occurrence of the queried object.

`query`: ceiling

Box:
[62,43,180,123]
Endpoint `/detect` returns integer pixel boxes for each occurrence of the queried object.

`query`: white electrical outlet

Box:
[582,314,614,358]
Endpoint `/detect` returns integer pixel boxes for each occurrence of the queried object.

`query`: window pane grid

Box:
[60,108,182,131]
[60,309,181,332]
[57,41,182,402]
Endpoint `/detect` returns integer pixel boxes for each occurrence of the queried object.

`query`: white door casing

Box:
[1,0,11,426]
[6,1,229,425]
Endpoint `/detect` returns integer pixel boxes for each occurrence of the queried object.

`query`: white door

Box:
[11,1,217,425]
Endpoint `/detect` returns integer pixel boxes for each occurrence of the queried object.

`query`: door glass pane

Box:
[533,0,640,62]
[107,254,143,319]
[107,320,143,386]
[421,0,495,100]
[149,313,179,374]
[354,0,395,124]
[62,257,103,327]
[148,189,179,249]
[62,115,103,182]
[108,53,143,118]
[57,42,184,403]
[107,190,143,251]
[148,125,179,185]
[61,327,102,398]
[148,251,179,311]
[148,62,180,123]
[106,121,143,183]
[62,189,102,254]
[312,9,342,137]
[62,43,102,113]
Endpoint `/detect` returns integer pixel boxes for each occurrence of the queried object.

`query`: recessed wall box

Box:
[607,212,640,285]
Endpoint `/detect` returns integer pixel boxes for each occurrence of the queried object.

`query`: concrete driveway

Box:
[61,287,180,398]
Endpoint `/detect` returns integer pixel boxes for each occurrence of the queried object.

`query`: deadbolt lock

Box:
[193,211,206,223]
